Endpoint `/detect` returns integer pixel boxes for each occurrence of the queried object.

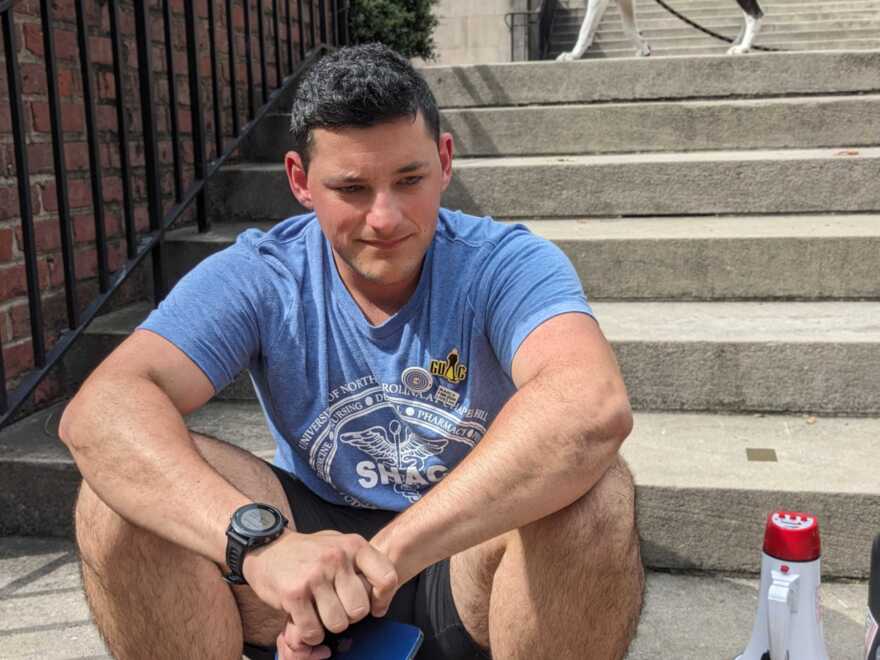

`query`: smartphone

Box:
[275,618,423,659]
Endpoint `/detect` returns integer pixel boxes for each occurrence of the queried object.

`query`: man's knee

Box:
[522,454,638,551]
[75,480,136,567]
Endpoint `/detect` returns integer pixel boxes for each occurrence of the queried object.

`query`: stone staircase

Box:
[549,0,880,58]
[2,49,880,596]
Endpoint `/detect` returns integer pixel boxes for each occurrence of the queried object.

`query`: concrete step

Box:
[66,297,880,415]
[582,20,880,44]
[563,11,880,29]
[0,535,870,658]
[208,148,880,222]
[576,27,880,50]
[162,215,880,301]
[596,300,880,414]
[526,215,880,301]
[558,0,880,14]
[571,39,880,57]
[420,51,880,108]
[446,148,880,219]
[246,95,880,161]
[585,23,880,44]
[442,95,880,157]
[2,402,878,577]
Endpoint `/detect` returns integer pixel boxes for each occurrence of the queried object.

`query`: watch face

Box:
[238,506,279,534]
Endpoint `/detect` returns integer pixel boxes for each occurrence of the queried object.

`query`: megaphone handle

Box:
[768,573,799,660]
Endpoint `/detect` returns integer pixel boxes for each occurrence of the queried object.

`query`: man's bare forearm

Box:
[371,364,632,583]
[60,375,250,565]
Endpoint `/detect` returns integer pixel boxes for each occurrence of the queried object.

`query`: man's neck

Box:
[333,254,422,326]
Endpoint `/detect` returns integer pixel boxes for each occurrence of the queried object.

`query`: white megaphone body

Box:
[736,511,829,660]
[866,533,880,660]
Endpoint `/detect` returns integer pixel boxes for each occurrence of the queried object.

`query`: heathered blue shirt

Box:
[139,208,592,511]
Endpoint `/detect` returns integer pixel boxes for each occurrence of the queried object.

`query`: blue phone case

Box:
[276,618,423,659]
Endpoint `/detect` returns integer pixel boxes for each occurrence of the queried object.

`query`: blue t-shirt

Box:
[140,208,592,511]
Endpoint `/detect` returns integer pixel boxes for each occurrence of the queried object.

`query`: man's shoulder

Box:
[235,212,319,253]
[435,208,530,251]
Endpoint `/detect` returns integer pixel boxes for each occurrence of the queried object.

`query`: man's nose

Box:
[365,191,404,235]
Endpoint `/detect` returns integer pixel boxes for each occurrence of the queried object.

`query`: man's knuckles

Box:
[317,545,347,571]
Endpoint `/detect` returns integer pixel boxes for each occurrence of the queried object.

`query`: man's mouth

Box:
[362,236,410,249]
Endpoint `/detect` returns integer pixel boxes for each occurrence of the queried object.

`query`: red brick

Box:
[0,186,20,221]
[74,245,99,278]
[3,339,35,382]
[96,105,118,132]
[23,24,79,61]
[74,211,122,244]
[16,217,61,253]
[0,143,15,177]
[19,63,48,96]
[96,72,116,101]
[42,254,63,289]
[50,0,77,21]
[102,177,124,204]
[31,101,85,133]
[89,36,114,66]
[0,263,27,299]
[0,227,15,261]
[134,206,150,232]
[9,300,33,342]
[100,143,120,169]
[26,142,54,174]
[21,64,79,98]
[40,178,92,213]
[0,308,11,344]
[65,142,91,171]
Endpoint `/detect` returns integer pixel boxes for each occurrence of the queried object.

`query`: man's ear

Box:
[285,151,313,209]
[438,132,454,192]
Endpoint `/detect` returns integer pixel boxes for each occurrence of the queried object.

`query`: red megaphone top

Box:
[763,511,821,562]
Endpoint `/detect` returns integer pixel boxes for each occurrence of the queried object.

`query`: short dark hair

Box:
[289,43,441,169]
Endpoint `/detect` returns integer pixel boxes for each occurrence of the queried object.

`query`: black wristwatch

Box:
[224,503,288,585]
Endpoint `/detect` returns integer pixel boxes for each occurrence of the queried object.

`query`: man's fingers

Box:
[286,595,325,646]
[277,628,331,660]
[313,581,351,634]
[334,569,371,623]
[354,544,398,614]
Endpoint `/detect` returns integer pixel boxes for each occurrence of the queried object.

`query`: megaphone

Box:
[867,533,880,660]
[736,511,829,660]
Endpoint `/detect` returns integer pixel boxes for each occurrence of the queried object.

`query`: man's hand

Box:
[242,530,398,659]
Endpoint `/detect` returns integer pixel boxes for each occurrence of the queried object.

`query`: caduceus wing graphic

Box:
[338,426,397,464]
[400,431,449,465]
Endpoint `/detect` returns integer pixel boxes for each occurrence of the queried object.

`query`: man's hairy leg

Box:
[76,433,292,659]
[451,455,644,659]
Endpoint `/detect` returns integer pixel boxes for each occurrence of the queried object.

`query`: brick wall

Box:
[0,0,331,411]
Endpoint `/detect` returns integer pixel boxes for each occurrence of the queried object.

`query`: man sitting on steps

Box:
[59,43,644,660]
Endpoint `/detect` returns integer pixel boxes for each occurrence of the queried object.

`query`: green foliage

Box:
[347,0,439,60]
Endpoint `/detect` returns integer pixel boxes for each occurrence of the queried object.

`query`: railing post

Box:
[226,0,241,136]
[75,0,110,294]
[244,0,256,120]
[134,0,167,303]
[2,5,45,399]
[185,0,209,233]
[40,0,79,330]
[208,0,224,158]
[257,0,269,104]
[163,0,184,201]
[109,1,136,261]
[297,0,306,60]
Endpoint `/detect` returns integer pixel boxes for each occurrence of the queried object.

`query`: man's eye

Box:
[400,176,423,186]
[336,185,363,194]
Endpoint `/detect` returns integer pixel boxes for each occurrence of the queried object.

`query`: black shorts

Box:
[242,464,491,660]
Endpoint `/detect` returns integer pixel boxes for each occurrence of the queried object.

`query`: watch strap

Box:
[224,529,249,585]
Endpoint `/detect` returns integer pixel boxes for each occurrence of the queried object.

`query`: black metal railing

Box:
[505,0,560,61]
[0,0,347,428]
